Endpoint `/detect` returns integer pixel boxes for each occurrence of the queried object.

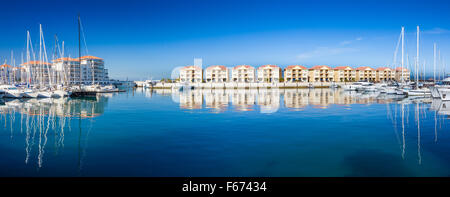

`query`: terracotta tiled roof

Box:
[21,61,52,66]
[376,67,393,71]
[258,65,280,69]
[0,64,12,68]
[334,66,353,70]
[395,67,409,71]
[285,65,307,70]
[206,65,227,70]
[233,65,254,70]
[181,65,202,70]
[310,65,331,70]
[80,55,103,60]
[53,57,80,62]
[356,66,374,71]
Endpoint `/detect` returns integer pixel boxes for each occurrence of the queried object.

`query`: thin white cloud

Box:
[340,41,352,45]
[423,28,450,34]
[340,37,363,45]
[296,47,358,60]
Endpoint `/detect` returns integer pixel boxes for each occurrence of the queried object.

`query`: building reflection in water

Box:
[155,88,448,165]
[164,88,399,112]
[0,88,448,172]
[0,95,109,169]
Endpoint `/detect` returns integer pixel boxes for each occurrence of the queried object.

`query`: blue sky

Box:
[0,0,449,80]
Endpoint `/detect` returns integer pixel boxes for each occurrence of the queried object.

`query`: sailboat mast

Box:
[439,50,441,80]
[39,24,43,87]
[78,14,82,88]
[26,31,30,86]
[54,34,58,85]
[11,50,15,85]
[401,26,405,83]
[416,26,419,88]
[21,52,23,83]
[434,43,436,82]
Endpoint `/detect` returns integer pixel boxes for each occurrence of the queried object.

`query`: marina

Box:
[0,88,448,176]
[2,0,450,187]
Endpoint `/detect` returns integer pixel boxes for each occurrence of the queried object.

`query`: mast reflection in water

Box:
[0,95,109,174]
[0,89,449,176]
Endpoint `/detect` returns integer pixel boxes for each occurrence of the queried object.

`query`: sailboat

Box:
[70,14,97,97]
[436,76,450,100]
[405,26,431,97]
[395,26,411,95]
[429,43,450,99]
[50,35,69,98]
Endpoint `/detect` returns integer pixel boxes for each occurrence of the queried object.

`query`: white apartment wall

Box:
[257,67,281,82]
[205,68,229,82]
[232,67,255,82]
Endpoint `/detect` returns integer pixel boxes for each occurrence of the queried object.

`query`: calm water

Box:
[0,88,449,177]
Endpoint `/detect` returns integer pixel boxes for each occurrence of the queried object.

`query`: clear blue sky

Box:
[0,0,449,80]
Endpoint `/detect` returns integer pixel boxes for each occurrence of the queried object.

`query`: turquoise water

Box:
[0,88,449,177]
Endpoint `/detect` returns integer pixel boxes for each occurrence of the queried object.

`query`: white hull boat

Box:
[384,87,397,94]
[22,89,39,98]
[37,91,52,98]
[0,85,24,98]
[439,89,450,101]
[430,86,441,98]
[51,90,69,98]
[406,88,431,96]
[341,85,360,91]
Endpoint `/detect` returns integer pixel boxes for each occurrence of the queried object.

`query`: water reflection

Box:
[0,88,448,176]
[0,95,110,169]
[153,88,410,112]
[151,88,448,166]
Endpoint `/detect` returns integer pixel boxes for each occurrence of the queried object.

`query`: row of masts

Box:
[1,16,96,89]
[396,26,447,84]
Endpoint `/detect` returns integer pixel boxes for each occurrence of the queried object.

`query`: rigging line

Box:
[393,30,402,68]
[79,18,89,55]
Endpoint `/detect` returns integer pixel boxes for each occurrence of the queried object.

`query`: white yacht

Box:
[52,89,69,98]
[22,88,39,98]
[0,85,24,98]
[101,85,119,92]
[430,77,450,99]
[355,82,375,92]
[380,86,397,94]
[342,82,370,91]
[439,88,450,101]
[37,88,52,98]
[406,88,431,96]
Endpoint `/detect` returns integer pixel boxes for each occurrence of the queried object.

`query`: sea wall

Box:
[151,82,355,89]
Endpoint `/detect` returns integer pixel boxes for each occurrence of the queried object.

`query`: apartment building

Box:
[284,65,308,82]
[180,65,203,83]
[205,65,229,82]
[356,66,376,82]
[308,65,334,82]
[334,66,356,82]
[232,65,255,83]
[257,65,282,83]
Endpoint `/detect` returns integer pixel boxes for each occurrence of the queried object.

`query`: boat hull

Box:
[430,86,441,98]
[51,90,68,98]
[37,91,52,98]
[4,92,22,98]
[440,89,450,101]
